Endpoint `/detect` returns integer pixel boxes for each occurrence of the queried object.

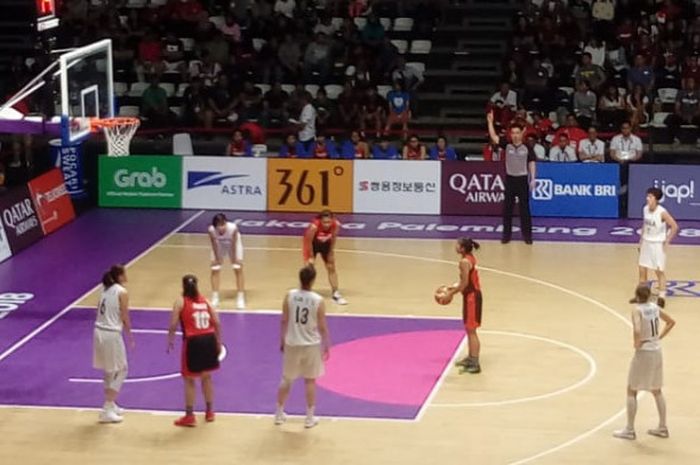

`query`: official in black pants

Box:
[486,111,537,244]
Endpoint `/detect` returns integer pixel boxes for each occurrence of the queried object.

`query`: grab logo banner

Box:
[530,163,619,218]
[628,164,700,220]
[182,157,267,210]
[0,186,44,254]
[441,162,506,216]
[99,156,182,208]
[354,160,441,214]
[27,168,76,234]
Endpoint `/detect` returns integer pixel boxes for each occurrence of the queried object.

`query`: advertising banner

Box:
[99,156,182,208]
[353,160,441,214]
[182,157,267,210]
[0,186,44,253]
[49,139,86,198]
[267,159,353,213]
[628,164,700,220]
[441,161,506,216]
[0,220,11,263]
[530,163,619,218]
[27,168,76,234]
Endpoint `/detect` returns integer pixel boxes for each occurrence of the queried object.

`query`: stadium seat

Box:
[393,17,414,32]
[169,106,184,118]
[255,84,271,94]
[331,17,344,30]
[658,88,679,104]
[176,83,190,97]
[618,87,627,96]
[650,112,670,127]
[410,40,432,54]
[180,38,195,52]
[252,144,268,157]
[281,84,296,94]
[173,133,194,156]
[354,17,368,29]
[150,0,167,6]
[159,83,176,97]
[252,38,267,52]
[377,85,392,98]
[209,15,226,30]
[379,17,392,30]
[126,0,147,8]
[391,40,408,54]
[558,86,574,96]
[324,84,343,99]
[118,105,140,117]
[128,82,149,97]
[114,82,128,97]
[305,84,320,96]
[406,62,426,73]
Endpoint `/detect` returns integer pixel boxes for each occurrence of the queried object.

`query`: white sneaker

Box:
[211,295,220,308]
[612,428,636,440]
[332,292,348,305]
[647,427,669,438]
[113,404,124,416]
[236,293,246,310]
[98,408,124,424]
[274,411,287,425]
[304,416,320,429]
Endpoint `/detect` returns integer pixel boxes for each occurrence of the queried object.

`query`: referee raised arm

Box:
[486,111,537,244]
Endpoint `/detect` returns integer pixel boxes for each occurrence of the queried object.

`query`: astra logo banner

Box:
[530,163,620,218]
[182,157,267,210]
[628,164,700,220]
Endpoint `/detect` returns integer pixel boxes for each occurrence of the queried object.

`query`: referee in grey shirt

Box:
[486,111,537,244]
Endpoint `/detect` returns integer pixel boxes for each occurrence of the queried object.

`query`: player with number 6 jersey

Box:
[168,274,222,427]
[275,266,331,429]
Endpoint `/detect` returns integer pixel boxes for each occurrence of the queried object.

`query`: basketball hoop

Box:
[92,117,140,157]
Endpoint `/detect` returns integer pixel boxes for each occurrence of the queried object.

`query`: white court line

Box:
[415,335,467,422]
[0,403,414,424]
[0,210,205,364]
[71,305,462,321]
[431,330,597,408]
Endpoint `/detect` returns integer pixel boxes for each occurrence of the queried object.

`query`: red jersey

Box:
[180,296,216,339]
[554,127,586,151]
[404,145,423,160]
[462,254,481,294]
[303,217,340,261]
[314,143,330,159]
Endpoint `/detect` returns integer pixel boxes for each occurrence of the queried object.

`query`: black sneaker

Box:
[465,364,481,374]
[500,238,511,244]
[524,238,533,245]
[454,357,470,368]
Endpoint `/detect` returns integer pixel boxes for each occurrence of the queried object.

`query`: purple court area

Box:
[0,307,463,420]
[181,211,700,245]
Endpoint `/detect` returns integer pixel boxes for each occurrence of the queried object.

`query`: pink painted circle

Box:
[318,329,464,406]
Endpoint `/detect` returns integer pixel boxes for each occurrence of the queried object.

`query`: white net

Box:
[98,117,140,157]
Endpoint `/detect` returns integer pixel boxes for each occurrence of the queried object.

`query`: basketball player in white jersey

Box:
[275,265,331,429]
[632,187,678,302]
[208,213,246,309]
[614,285,675,440]
[93,264,133,423]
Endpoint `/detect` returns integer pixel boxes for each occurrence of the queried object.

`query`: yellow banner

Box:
[267,159,353,212]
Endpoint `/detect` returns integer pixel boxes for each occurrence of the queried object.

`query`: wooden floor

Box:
[2,233,700,464]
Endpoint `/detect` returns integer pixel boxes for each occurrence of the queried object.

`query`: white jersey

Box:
[285,289,323,346]
[209,222,238,248]
[95,284,126,332]
[642,205,668,243]
[633,302,661,351]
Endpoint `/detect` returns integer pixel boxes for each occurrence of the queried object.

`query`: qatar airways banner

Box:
[441,161,506,216]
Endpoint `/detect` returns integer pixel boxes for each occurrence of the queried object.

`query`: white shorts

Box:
[211,234,244,270]
[282,344,324,380]
[93,328,127,372]
[628,349,663,391]
[639,240,666,271]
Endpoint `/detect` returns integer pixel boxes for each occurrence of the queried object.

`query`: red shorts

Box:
[462,291,482,331]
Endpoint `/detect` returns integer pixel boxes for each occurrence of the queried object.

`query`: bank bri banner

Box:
[530,163,620,218]
[628,164,700,220]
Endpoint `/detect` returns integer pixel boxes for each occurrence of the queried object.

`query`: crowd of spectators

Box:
[494,0,700,157]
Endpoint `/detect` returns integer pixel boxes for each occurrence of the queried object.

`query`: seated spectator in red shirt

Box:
[279,133,308,158]
[482,142,504,162]
[616,18,636,48]
[165,0,205,33]
[554,114,587,151]
[402,135,427,160]
[309,133,339,159]
[532,111,554,140]
[137,31,164,81]
[227,129,252,157]
[239,121,265,144]
[489,82,518,128]
[681,55,700,88]
[360,87,387,138]
[348,0,368,17]
[340,130,370,159]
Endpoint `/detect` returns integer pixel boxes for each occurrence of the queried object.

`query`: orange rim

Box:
[90,117,140,130]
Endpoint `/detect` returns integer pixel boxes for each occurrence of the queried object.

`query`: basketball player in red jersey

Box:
[168,275,222,426]
[445,237,483,373]
[303,210,348,305]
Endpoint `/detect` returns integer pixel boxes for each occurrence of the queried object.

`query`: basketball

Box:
[434,285,452,305]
